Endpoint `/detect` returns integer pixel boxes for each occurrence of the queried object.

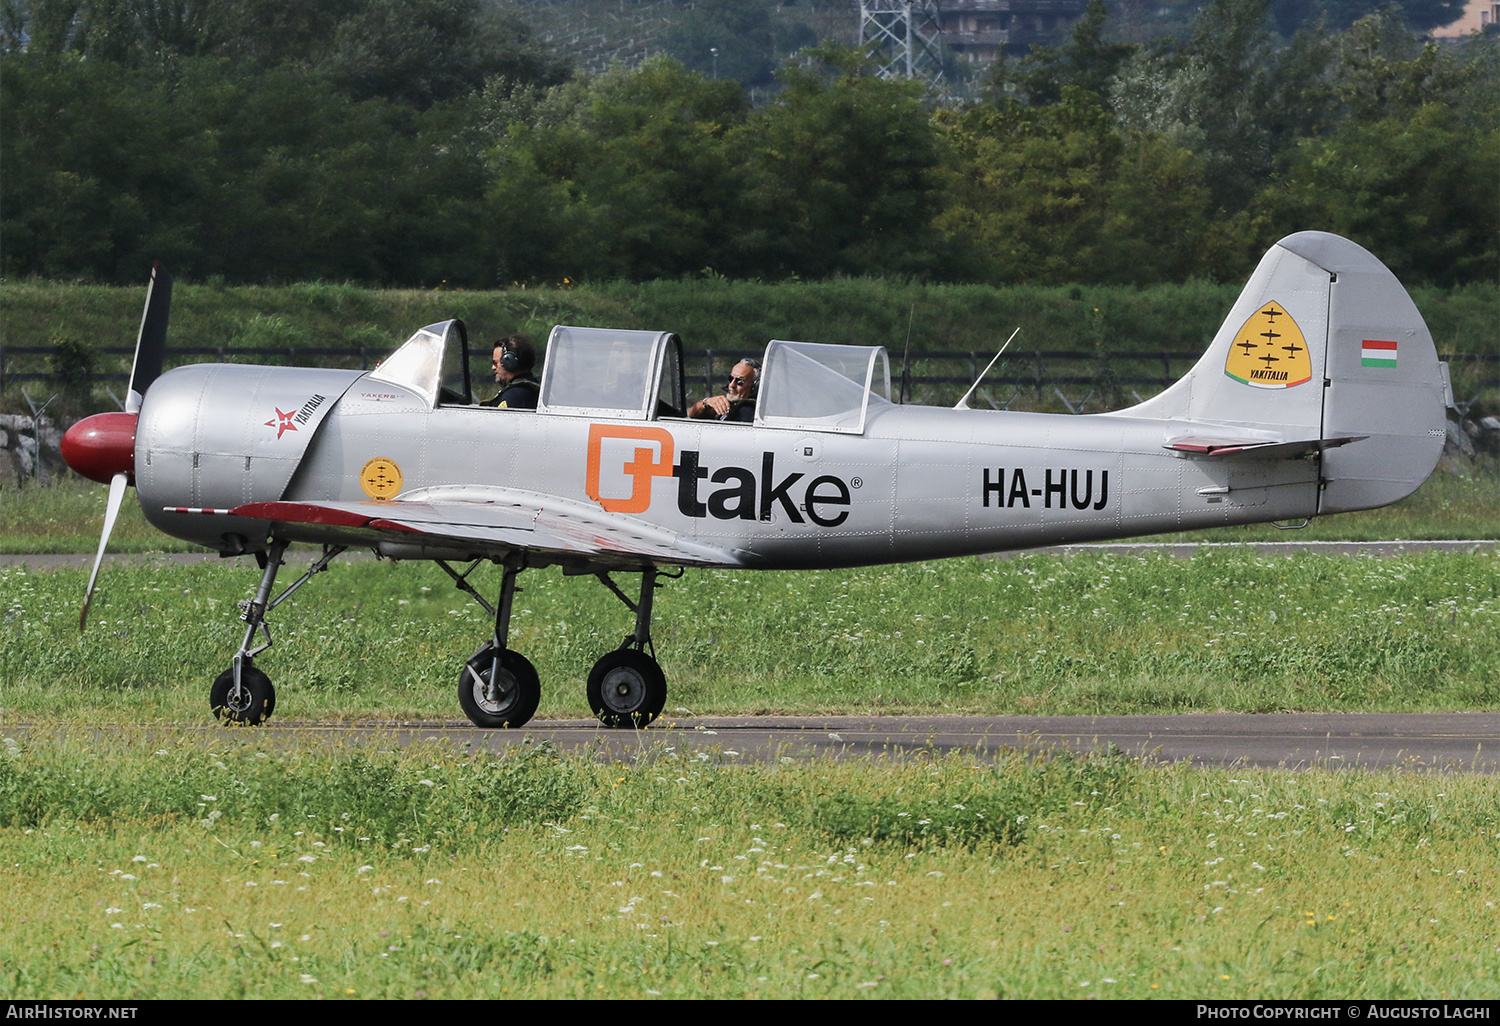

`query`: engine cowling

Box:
[133,364,362,551]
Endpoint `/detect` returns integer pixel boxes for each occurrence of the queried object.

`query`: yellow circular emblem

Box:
[359,457,403,499]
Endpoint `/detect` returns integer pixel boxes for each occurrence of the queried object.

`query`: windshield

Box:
[368,323,445,406]
[367,320,469,407]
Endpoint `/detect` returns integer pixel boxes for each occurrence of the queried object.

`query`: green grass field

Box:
[1,544,1496,723]
[1,731,1497,999]
[2,459,1495,1001]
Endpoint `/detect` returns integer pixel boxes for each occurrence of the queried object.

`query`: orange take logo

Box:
[585,425,675,514]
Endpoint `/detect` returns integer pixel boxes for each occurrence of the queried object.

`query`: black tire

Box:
[457,645,541,728]
[586,649,666,729]
[210,664,276,725]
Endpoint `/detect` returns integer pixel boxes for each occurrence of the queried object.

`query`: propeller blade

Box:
[80,471,129,631]
[126,262,171,413]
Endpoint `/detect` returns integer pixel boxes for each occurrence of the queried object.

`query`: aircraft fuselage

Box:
[136,362,1318,569]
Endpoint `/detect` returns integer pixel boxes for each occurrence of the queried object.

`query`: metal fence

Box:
[4,344,1497,416]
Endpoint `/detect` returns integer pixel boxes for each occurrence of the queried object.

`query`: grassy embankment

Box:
[4,277,1495,417]
[1,730,1497,999]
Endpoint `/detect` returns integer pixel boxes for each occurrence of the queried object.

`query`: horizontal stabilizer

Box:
[1166,435,1366,460]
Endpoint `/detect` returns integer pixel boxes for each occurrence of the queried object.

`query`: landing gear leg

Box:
[443,554,541,728]
[211,541,345,725]
[587,568,667,729]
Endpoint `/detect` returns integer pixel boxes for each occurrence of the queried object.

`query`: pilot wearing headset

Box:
[688,357,759,423]
[483,333,540,410]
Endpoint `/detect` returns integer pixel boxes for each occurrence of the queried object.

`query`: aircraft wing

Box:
[1165,435,1366,459]
[229,486,740,569]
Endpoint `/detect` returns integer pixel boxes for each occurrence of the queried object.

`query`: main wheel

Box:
[586,649,666,729]
[458,645,541,728]
[210,664,276,725]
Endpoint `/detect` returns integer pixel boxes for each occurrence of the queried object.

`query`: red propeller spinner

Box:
[60,411,137,485]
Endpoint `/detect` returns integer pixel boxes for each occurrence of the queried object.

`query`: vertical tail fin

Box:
[1120,232,1447,514]
[1287,233,1448,514]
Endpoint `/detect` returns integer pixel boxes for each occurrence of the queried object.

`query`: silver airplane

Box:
[60,232,1451,729]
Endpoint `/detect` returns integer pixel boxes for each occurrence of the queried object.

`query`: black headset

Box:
[737,357,761,398]
[499,341,522,373]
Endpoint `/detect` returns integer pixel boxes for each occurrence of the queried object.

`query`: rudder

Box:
[1276,232,1448,514]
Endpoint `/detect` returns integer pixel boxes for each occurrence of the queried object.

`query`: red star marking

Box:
[264,408,298,439]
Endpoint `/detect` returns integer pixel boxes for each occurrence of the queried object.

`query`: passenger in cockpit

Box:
[689,358,758,423]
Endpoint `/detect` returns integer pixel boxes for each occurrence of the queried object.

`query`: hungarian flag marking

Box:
[1361,339,1397,369]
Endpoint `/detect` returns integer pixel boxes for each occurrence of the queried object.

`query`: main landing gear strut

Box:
[212,546,675,730]
[586,568,668,728]
[437,558,676,730]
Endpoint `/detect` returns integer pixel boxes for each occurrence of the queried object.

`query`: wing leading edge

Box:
[229,485,741,570]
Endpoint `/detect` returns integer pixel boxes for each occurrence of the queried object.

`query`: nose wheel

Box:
[587,649,666,728]
[458,644,541,728]
[210,662,276,725]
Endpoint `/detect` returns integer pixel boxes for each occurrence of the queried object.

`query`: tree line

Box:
[1,0,1495,289]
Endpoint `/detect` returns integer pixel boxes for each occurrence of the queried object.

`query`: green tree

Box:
[1256,105,1498,286]
[657,0,781,88]
[313,0,570,108]
[731,44,947,279]
[486,58,753,282]
[1270,0,1469,35]
[1333,8,1482,124]
[6,0,570,105]
[986,0,1136,107]
[1110,0,1333,210]
[0,50,498,283]
[935,89,1220,285]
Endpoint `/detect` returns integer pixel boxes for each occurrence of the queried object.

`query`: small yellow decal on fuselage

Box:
[360,457,403,499]
[1224,301,1312,389]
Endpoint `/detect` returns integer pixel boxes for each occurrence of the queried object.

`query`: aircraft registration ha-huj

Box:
[61,232,1452,728]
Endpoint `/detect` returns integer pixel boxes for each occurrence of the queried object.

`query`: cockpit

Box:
[367,320,893,435]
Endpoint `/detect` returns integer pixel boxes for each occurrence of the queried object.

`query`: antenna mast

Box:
[858,0,946,86]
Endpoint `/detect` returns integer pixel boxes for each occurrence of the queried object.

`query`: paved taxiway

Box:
[16,542,1495,772]
[254,712,1500,772]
